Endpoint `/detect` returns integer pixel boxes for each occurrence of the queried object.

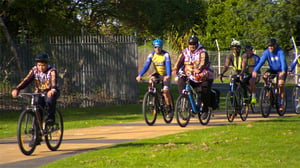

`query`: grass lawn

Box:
[41,115,300,168]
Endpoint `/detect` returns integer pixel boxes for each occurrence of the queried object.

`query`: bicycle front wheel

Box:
[45,109,64,151]
[175,94,191,127]
[162,94,174,124]
[259,87,271,118]
[17,109,38,155]
[142,92,158,126]
[292,86,300,114]
[236,87,248,121]
[226,91,235,122]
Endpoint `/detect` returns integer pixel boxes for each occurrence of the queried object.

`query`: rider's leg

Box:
[199,79,213,111]
[249,77,257,103]
[45,91,59,124]
[177,77,186,94]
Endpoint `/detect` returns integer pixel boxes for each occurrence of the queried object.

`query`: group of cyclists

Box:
[136,36,299,115]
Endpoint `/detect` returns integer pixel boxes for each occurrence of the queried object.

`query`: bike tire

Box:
[276,91,287,116]
[236,87,248,121]
[45,109,64,151]
[175,94,191,127]
[17,109,37,155]
[292,86,300,114]
[162,93,174,124]
[142,92,158,126]
[198,106,212,125]
[259,87,271,118]
[226,91,235,122]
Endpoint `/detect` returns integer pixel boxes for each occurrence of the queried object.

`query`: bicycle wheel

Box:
[142,92,158,126]
[226,91,235,122]
[175,94,191,127]
[45,109,64,151]
[275,92,287,116]
[236,87,248,121]
[292,86,300,114]
[259,87,271,118]
[17,109,38,155]
[162,93,174,124]
[198,105,212,125]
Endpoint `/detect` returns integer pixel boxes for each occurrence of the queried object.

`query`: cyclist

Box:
[11,52,60,126]
[240,45,260,104]
[220,39,243,81]
[288,54,300,73]
[172,35,214,113]
[252,38,287,111]
[136,39,173,116]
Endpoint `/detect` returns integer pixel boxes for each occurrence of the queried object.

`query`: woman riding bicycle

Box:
[11,52,60,125]
[136,39,173,116]
[173,35,214,113]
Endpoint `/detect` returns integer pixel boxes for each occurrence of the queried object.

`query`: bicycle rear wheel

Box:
[142,92,158,126]
[292,86,300,114]
[45,109,64,151]
[175,94,191,127]
[226,91,235,122]
[236,87,248,121]
[198,105,211,125]
[162,94,174,124]
[17,109,38,155]
[259,87,271,118]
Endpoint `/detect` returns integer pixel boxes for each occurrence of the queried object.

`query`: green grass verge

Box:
[41,115,300,168]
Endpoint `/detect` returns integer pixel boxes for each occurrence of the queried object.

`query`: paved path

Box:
[0,112,297,168]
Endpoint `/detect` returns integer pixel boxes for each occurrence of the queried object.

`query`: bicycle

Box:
[17,93,64,155]
[259,74,287,118]
[291,73,300,114]
[223,74,254,122]
[142,78,174,126]
[175,74,213,127]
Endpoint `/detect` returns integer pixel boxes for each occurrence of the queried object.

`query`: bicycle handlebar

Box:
[18,93,45,98]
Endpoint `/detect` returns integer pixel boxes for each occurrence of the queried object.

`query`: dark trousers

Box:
[36,91,60,121]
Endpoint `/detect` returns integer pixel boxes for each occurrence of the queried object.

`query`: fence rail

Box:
[0,34,139,112]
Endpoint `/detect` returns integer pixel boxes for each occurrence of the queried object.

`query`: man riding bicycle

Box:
[172,35,214,113]
[252,38,287,111]
[136,39,173,115]
[11,52,60,126]
[240,45,260,104]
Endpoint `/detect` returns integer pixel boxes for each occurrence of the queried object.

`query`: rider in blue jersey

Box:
[252,38,287,111]
[289,54,300,73]
[136,39,173,114]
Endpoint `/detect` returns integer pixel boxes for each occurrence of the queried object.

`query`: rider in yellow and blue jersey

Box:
[136,39,173,113]
[240,45,260,104]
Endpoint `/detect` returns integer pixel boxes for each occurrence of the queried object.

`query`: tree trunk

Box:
[0,15,22,73]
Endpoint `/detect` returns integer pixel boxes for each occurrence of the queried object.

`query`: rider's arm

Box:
[50,68,59,91]
[138,54,153,77]
[289,55,300,72]
[172,53,184,73]
[221,54,231,75]
[279,50,287,73]
[240,53,248,74]
[15,69,35,91]
[253,51,267,73]
[165,53,172,77]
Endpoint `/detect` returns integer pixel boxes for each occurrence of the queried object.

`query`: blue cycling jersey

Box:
[290,55,300,72]
[253,47,287,72]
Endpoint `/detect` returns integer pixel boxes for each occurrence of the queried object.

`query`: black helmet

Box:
[35,52,50,63]
[188,35,199,45]
[267,38,277,46]
[245,45,253,51]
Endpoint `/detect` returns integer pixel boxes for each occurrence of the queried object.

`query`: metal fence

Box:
[0,34,139,112]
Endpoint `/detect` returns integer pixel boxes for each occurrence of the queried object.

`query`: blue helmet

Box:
[152,39,163,47]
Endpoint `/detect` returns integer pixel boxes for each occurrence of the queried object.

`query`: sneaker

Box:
[279,104,284,111]
[46,119,55,126]
[251,97,257,104]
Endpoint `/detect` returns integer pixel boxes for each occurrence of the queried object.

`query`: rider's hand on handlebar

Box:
[136,76,142,82]
[11,89,19,98]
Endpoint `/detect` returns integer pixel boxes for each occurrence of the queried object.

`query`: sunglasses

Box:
[154,46,162,49]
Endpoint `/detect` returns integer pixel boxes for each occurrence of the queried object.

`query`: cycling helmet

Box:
[35,52,50,63]
[152,39,163,47]
[188,35,199,45]
[231,39,241,47]
[245,45,253,51]
[267,38,277,46]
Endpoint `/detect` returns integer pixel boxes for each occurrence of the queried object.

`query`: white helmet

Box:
[231,39,241,47]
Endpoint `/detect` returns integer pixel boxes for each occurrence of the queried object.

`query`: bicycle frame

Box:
[182,78,202,114]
